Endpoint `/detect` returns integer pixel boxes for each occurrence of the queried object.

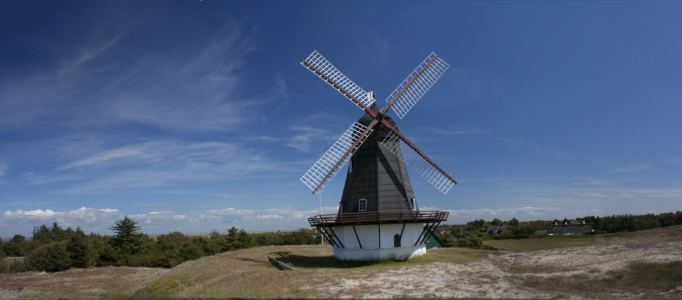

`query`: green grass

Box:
[483,235,597,251]
[609,261,682,291]
[134,277,192,296]
[520,261,682,297]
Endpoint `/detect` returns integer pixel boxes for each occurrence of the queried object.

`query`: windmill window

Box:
[358,198,367,211]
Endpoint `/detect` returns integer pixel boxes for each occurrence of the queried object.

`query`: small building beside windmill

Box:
[422,227,446,248]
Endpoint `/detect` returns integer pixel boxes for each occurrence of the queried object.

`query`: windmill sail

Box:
[302,51,374,109]
[380,130,456,194]
[301,122,373,194]
[386,53,449,119]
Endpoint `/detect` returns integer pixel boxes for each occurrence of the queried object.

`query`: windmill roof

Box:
[357,103,399,138]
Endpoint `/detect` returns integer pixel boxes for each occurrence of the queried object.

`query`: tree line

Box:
[434,211,682,246]
[0,217,319,273]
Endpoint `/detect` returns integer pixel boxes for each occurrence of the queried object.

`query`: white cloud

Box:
[0,207,123,237]
[202,208,255,216]
[433,206,604,223]
[607,163,652,173]
[257,214,283,220]
[0,164,6,176]
[0,205,339,237]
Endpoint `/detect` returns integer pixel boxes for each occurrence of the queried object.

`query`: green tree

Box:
[27,242,71,272]
[0,239,5,259]
[491,218,502,226]
[509,218,520,227]
[179,241,203,261]
[97,244,119,266]
[457,233,482,248]
[209,229,223,240]
[67,236,90,268]
[4,234,27,257]
[109,217,142,253]
[51,222,64,240]
[32,224,53,243]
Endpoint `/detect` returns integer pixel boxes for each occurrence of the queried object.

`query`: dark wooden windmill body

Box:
[299,51,457,261]
[339,104,416,214]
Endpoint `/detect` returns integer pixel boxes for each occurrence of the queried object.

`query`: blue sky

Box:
[1,1,681,237]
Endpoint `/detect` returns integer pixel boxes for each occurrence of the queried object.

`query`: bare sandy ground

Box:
[307,232,682,299]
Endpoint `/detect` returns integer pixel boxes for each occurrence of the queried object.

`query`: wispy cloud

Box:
[0,21,259,132]
[26,175,81,186]
[24,138,300,193]
[274,74,288,100]
[664,157,682,164]
[58,144,152,171]
[436,125,487,135]
[480,136,565,157]
[0,164,6,176]
[607,163,652,174]
[285,127,330,151]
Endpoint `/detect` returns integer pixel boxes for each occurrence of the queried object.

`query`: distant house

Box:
[550,224,593,235]
[485,225,509,234]
[533,228,550,235]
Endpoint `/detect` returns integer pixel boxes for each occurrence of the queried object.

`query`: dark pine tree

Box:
[109,216,142,253]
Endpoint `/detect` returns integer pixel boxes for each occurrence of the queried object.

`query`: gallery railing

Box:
[308,210,448,226]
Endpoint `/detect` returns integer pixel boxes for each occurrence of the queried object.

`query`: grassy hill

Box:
[2,225,681,299]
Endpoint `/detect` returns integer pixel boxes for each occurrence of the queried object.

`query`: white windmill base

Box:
[330,223,428,261]
[334,244,426,261]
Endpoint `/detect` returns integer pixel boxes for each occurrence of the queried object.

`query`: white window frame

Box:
[358,198,367,212]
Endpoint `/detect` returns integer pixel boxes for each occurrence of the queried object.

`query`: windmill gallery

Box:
[299,51,458,261]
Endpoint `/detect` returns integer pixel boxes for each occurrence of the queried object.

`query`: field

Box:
[1,225,681,299]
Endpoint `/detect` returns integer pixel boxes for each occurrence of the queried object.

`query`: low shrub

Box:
[0,259,28,273]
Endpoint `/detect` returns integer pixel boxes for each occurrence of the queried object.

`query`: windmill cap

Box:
[357,103,399,137]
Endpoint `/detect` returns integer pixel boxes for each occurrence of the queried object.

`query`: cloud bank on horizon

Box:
[1,1,681,237]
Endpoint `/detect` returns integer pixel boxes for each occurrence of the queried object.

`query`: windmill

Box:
[300,51,456,261]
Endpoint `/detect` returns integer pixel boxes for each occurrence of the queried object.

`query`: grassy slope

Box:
[2,225,680,299]
[129,245,484,298]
